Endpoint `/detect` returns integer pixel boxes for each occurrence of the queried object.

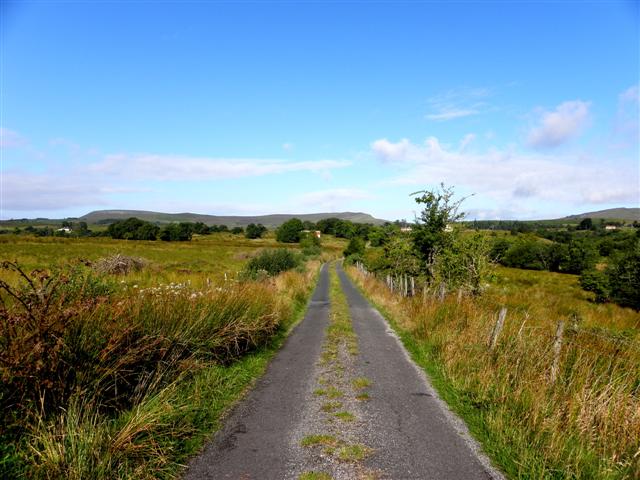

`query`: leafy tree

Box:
[245,223,267,239]
[577,218,594,231]
[231,226,244,235]
[276,218,304,243]
[411,184,466,274]
[433,232,493,294]
[159,223,193,241]
[606,239,640,310]
[343,237,365,258]
[107,218,159,240]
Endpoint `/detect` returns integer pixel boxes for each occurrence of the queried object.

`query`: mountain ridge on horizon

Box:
[78,209,388,228]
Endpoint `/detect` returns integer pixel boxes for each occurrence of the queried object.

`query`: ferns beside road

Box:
[1,259,318,479]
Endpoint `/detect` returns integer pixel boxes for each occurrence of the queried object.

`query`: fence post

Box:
[410,277,415,297]
[438,282,446,302]
[457,289,463,304]
[489,307,507,349]
[550,320,565,383]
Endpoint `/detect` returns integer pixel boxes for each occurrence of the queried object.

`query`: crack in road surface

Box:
[184,263,504,480]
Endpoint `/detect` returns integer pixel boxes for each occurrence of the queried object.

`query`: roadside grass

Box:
[299,471,333,480]
[333,411,356,422]
[0,234,323,479]
[347,265,640,479]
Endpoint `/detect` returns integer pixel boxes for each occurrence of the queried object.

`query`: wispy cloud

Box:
[371,136,639,208]
[89,154,350,181]
[0,127,26,148]
[425,87,490,121]
[526,100,591,148]
[612,85,639,148]
[297,188,373,211]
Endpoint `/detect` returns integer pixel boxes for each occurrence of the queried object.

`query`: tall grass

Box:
[347,265,639,479]
[1,258,319,478]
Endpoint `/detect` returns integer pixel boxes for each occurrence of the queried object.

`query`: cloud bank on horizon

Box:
[1,2,638,221]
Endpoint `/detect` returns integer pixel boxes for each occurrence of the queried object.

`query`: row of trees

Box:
[106,218,268,241]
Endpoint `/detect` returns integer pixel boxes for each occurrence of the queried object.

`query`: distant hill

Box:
[559,207,640,222]
[79,210,387,228]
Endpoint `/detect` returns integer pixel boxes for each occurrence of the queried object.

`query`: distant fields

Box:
[0,233,347,288]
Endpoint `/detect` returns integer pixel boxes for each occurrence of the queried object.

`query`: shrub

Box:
[159,223,193,241]
[231,227,244,235]
[245,223,267,239]
[244,249,300,277]
[107,218,159,240]
[343,237,365,258]
[276,218,304,243]
[300,233,321,257]
[579,270,610,303]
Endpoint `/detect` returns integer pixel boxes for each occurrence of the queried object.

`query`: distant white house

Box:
[57,227,72,233]
[400,226,412,233]
[604,225,618,231]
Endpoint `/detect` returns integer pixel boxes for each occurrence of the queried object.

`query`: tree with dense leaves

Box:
[276,218,304,243]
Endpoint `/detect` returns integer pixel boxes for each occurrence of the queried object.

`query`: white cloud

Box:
[425,87,490,122]
[297,188,373,211]
[459,133,476,151]
[371,136,639,208]
[0,128,26,148]
[426,109,479,121]
[89,154,350,181]
[282,142,294,151]
[527,100,591,148]
[612,85,639,148]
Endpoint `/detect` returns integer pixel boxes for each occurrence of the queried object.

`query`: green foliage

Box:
[343,237,365,258]
[276,218,304,243]
[606,238,640,310]
[159,222,194,241]
[300,233,321,257]
[577,218,595,231]
[501,236,549,270]
[579,270,610,303]
[381,236,420,276]
[106,218,160,240]
[230,226,244,235]
[244,249,300,277]
[411,184,465,269]
[245,223,267,239]
[433,232,494,294]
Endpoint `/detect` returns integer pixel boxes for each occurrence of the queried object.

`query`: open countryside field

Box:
[0,233,347,288]
[0,233,348,478]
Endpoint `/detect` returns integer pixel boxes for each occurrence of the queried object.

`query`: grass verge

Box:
[346,265,640,479]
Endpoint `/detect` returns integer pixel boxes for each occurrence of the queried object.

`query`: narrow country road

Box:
[184,263,504,480]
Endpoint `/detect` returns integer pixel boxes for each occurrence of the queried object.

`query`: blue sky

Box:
[1,0,638,221]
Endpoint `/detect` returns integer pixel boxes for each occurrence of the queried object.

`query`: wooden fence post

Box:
[410,277,415,297]
[438,282,446,302]
[550,320,565,383]
[489,307,507,349]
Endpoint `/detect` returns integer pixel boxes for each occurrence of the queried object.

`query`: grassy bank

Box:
[346,265,639,479]
[1,237,321,478]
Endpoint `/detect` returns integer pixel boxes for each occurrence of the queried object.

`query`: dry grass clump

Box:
[347,265,640,479]
[92,254,147,275]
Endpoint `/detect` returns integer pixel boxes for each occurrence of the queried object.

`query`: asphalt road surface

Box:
[184,263,504,480]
